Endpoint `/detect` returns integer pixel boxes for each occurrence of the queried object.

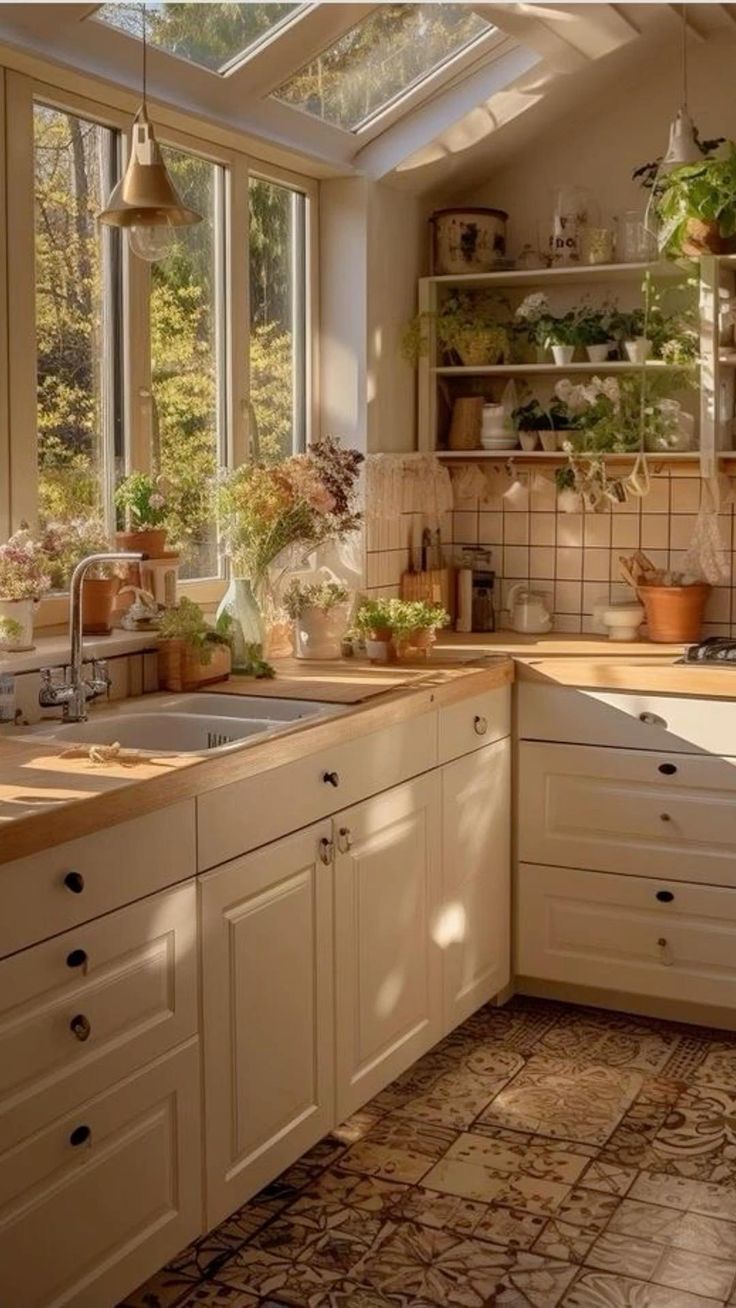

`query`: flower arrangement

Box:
[575,303,617,347]
[554,374,689,453]
[283,579,350,619]
[41,517,112,589]
[115,472,169,531]
[403,292,511,366]
[217,437,363,585]
[0,530,51,601]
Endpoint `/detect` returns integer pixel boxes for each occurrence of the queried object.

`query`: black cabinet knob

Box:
[322,771,340,787]
[659,763,678,775]
[63,871,85,894]
[656,890,675,903]
[66,949,88,970]
[69,1125,91,1147]
[70,1014,91,1042]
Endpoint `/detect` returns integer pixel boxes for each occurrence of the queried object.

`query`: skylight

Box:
[271,3,493,133]
[95,3,304,75]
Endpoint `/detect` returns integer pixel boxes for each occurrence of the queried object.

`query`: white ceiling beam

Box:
[354,43,541,180]
[471,3,639,67]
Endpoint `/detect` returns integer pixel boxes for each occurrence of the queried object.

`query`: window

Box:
[150,147,226,580]
[33,103,122,572]
[272,3,492,131]
[249,177,307,461]
[96,3,304,75]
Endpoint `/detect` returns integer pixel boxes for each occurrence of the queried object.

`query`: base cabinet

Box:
[440,739,511,1033]
[0,1040,201,1308]
[334,773,443,1119]
[200,821,335,1228]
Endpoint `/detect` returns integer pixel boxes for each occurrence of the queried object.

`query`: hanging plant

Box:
[655,144,736,257]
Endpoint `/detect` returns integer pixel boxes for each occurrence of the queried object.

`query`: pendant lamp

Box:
[98,4,201,261]
[660,5,701,171]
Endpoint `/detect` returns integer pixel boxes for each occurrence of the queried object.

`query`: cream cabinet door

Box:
[440,739,511,1033]
[200,821,335,1228]
[334,773,442,1120]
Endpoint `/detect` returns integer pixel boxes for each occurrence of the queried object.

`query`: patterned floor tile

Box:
[340,1120,457,1185]
[555,1188,621,1233]
[174,1288,259,1308]
[650,1083,736,1182]
[585,1232,663,1279]
[477,1057,641,1146]
[653,1245,736,1300]
[579,1161,636,1197]
[562,1271,721,1307]
[294,1170,409,1220]
[119,1266,201,1308]
[608,1198,736,1258]
[531,1218,598,1264]
[473,1206,547,1251]
[389,1187,486,1236]
[533,1012,680,1075]
[693,1046,736,1093]
[392,1055,524,1129]
[421,1132,572,1211]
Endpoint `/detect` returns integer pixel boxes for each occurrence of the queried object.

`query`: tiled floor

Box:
[120,997,736,1308]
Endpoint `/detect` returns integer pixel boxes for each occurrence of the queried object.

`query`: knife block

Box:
[401,568,455,621]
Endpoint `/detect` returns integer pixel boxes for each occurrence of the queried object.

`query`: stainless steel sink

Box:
[23,692,341,756]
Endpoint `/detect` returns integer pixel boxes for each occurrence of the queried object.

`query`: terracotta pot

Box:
[116,529,167,558]
[81,577,119,635]
[158,640,231,692]
[680,218,736,257]
[638,583,710,643]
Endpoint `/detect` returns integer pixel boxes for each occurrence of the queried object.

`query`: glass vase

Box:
[216,577,264,671]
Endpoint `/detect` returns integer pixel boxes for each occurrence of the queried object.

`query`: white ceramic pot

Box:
[624,338,652,364]
[294,604,349,660]
[586,344,611,363]
[551,344,575,366]
[539,431,558,452]
[0,597,35,651]
[519,431,539,452]
[601,601,645,641]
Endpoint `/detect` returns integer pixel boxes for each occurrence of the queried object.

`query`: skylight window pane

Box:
[272,3,492,131]
[96,3,301,74]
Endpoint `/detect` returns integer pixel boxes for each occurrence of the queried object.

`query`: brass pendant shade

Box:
[98,108,201,230]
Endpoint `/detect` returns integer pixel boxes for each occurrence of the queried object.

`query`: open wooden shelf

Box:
[433,361,687,377]
[425,261,686,289]
[436,450,733,464]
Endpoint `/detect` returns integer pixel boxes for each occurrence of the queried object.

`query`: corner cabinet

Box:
[199,821,335,1229]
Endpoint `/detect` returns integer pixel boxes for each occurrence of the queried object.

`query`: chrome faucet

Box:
[39,551,145,723]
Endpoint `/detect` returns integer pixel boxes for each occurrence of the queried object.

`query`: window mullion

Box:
[122,136,153,479]
[228,156,250,469]
[6,72,37,531]
[0,68,8,541]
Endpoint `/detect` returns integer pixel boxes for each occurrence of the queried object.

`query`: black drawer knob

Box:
[69,1125,91,1148]
[656,890,675,903]
[660,813,671,823]
[70,1014,91,1042]
[66,949,88,970]
[659,763,678,776]
[63,871,85,894]
[474,715,488,736]
[322,771,340,788]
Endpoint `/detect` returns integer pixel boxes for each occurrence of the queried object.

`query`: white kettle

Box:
[507,583,552,634]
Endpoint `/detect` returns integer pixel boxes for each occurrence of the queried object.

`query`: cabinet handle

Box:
[69,1125,91,1148]
[639,711,667,728]
[322,771,340,788]
[63,871,85,894]
[66,949,88,970]
[337,827,353,853]
[473,715,488,736]
[70,1014,91,1042]
[659,763,677,776]
[657,936,673,966]
[318,837,334,866]
[656,890,675,903]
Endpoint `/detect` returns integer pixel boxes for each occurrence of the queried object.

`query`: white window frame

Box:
[1,62,318,622]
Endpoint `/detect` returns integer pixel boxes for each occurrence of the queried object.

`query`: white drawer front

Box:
[519,741,736,885]
[0,1041,202,1308]
[519,683,736,755]
[517,862,736,1009]
[0,801,196,959]
[0,883,197,1147]
[197,714,437,870]
[438,687,510,765]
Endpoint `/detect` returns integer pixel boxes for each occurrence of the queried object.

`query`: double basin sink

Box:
[23,692,342,757]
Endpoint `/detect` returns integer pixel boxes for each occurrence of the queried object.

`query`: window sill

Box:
[0,629,159,676]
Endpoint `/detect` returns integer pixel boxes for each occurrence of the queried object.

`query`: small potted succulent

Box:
[157,597,233,691]
[283,578,351,661]
[354,597,449,663]
[115,472,170,557]
[41,517,119,634]
[0,529,51,650]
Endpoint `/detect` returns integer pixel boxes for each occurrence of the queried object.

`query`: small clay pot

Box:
[116,529,167,558]
[680,218,736,257]
[82,577,120,634]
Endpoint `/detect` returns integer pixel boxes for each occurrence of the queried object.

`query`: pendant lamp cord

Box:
[681,3,688,112]
[141,2,147,111]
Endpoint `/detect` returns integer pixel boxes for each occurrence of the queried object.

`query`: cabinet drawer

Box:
[438,687,510,765]
[519,683,736,755]
[198,714,437,870]
[0,801,196,959]
[519,741,736,885]
[0,882,197,1148]
[0,1040,202,1308]
[517,862,736,1010]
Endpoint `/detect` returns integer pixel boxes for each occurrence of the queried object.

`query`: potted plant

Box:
[41,517,120,633]
[283,578,351,661]
[655,143,736,257]
[514,293,579,365]
[0,530,50,651]
[403,291,511,366]
[354,598,449,663]
[576,305,617,363]
[158,597,233,691]
[115,472,170,557]
[554,373,690,455]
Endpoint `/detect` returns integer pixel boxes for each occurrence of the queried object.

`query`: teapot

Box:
[507,583,552,634]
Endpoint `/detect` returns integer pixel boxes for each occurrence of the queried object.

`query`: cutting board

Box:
[401,568,455,619]
[205,659,434,705]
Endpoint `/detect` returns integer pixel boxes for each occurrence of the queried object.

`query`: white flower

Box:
[554,379,573,403]
[601,377,620,403]
[516,291,549,322]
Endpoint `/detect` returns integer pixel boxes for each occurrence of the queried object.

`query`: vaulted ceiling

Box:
[0,3,733,193]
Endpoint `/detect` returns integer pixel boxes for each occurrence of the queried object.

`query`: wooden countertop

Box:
[0,655,512,863]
